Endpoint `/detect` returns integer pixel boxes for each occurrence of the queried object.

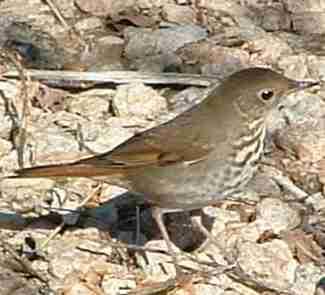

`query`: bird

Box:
[9,67,318,273]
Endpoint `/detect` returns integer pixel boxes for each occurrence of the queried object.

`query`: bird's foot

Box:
[190,214,222,251]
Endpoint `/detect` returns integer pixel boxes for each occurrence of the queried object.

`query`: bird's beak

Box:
[292,80,319,90]
[279,79,319,107]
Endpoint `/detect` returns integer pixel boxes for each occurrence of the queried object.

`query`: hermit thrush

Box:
[10,68,317,269]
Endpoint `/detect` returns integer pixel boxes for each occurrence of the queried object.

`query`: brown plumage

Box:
[11,68,318,272]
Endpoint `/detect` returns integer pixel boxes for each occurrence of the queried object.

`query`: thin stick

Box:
[43,0,69,29]
[4,70,218,87]
[0,50,30,169]
[39,221,65,250]
[42,0,85,47]
[1,241,48,283]
[39,185,102,250]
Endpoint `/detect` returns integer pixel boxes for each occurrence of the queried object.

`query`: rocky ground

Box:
[0,0,325,294]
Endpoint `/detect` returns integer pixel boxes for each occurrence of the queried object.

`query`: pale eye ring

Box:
[258,89,274,101]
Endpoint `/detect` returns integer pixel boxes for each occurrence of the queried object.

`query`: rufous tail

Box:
[11,163,125,178]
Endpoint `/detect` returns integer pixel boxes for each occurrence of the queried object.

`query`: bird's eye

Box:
[258,89,274,101]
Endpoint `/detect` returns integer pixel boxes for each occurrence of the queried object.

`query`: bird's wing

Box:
[12,107,214,178]
[81,111,213,168]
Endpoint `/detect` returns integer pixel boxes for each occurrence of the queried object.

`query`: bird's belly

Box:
[128,131,264,210]
[128,157,256,210]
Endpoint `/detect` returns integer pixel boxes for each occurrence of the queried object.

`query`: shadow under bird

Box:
[10,67,318,272]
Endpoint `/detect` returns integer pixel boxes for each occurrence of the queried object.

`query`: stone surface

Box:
[1,178,55,216]
[256,198,301,233]
[112,83,168,120]
[237,239,298,292]
[0,0,324,293]
[245,35,293,65]
[162,4,196,25]
[292,12,325,34]
[75,0,113,16]
[74,17,103,32]
[67,95,110,120]
[124,25,207,71]
[284,0,325,13]
[177,42,249,77]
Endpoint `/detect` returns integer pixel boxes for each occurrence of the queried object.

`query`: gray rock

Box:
[242,0,291,31]
[266,90,324,136]
[256,198,301,233]
[74,17,103,32]
[236,239,298,292]
[124,25,207,71]
[177,42,249,77]
[306,192,325,212]
[167,87,206,114]
[88,36,125,71]
[292,12,325,35]
[26,125,80,164]
[78,118,135,153]
[112,83,168,120]
[246,35,293,65]
[281,0,325,34]
[199,46,249,78]
[290,264,323,295]
[162,4,196,25]
[102,277,136,295]
[199,1,266,43]
[0,265,38,295]
[67,96,110,120]
[1,178,55,216]
[278,54,314,80]
[125,25,207,59]
[74,0,113,16]
[136,239,177,278]
[0,138,12,158]
[268,91,325,166]
[284,0,325,13]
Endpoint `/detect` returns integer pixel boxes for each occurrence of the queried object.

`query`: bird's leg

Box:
[190,214,221,251]
[135,205,141,245]
[151,207,184,277]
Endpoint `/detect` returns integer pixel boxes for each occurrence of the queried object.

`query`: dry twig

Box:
[4,69,217,87]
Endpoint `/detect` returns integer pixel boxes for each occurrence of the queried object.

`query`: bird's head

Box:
[224,67,318,122]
